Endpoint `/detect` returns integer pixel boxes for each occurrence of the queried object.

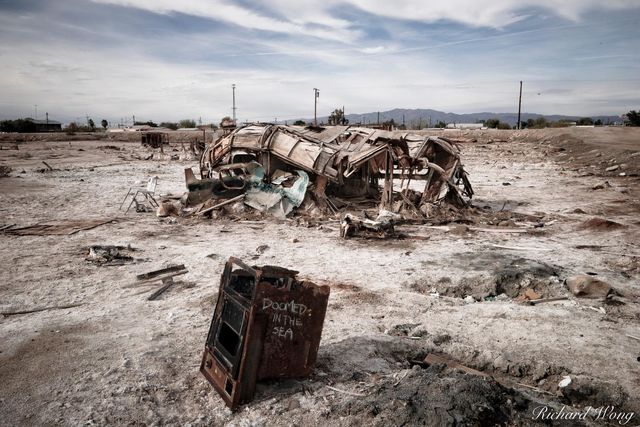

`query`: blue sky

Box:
[0,0,639,124]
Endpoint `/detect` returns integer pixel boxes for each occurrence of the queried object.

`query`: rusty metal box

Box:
[200,257,330,410]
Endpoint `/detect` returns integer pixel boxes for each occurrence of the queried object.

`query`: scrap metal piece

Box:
[200,257,330,410]
[340,210,397,239]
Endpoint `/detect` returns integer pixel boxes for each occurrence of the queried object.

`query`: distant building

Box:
[445,123,485,130]
[26,118,62,132]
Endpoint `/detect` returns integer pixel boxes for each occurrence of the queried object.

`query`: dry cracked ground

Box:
[0,127,639,426]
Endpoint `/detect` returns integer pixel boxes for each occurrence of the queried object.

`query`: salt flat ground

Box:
[0,128,638,426]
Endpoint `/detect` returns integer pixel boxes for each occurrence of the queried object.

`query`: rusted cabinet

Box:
[200,257,330,409]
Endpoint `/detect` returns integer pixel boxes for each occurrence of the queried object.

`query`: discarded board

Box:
[148,277,177,301]
[198,194,245,216]
[526,296,569,305]
[136,264,186,280]
[130,265,189,300]
[1,303,84,316]
[7,218,120,236]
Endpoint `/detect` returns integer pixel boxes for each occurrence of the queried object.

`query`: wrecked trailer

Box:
[188,124,473,218]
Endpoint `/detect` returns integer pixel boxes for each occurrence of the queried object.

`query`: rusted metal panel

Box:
[266,131,340,180]
[231,125,269,150]
[200,257,330,410]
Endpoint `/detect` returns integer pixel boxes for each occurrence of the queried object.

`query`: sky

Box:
[0,0,639,124]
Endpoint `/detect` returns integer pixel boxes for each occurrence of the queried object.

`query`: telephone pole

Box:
[232,84,237,125]
[517,81,523,130]
[313,88,319,126]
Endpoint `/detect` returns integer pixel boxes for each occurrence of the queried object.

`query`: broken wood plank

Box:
[469,227,529,234]
[490,244,553,251]
[398,190,426,219]
[198,194,245,215]
[148,277,175,301]
[7,218,119,236]
[68,219,119,235]
[125,270,188,288]
[42,161,54,171]
[1,303,84,316]
[527,296,570,305]
[136,264,186,280]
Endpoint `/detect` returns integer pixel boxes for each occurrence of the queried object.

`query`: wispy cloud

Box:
[0,0,639,122]
[90,0,361,42]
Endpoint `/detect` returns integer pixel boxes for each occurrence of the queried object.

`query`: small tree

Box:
[179,119,197,128]
[88,118,95,131]
[485,118,501,129]
[135,120,158,127]
[159,122,178,130]
[0,119,36,133]
[434,121,446,128]
[327,108,348,125]
[577,117,594,126]
[594,119,603,126]
[65,122,80,135]
[219,116,233,127]
[293,120,306,126]
[524,117,549,129]
[626,110,640,126]
[101,119,108,129]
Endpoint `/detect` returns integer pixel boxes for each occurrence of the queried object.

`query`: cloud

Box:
[344,0,640,28]
[89,0,361,42]
[91,0,640,33]
[1,0,639,121]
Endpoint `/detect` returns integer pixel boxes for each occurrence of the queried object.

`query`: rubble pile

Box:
[181,124,473,221]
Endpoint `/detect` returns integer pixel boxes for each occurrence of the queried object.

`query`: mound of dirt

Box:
[313,337,542,425]
[577,217,625,231]
[494,258,562,298]
[407,256,563,301]
[335,364,543,426]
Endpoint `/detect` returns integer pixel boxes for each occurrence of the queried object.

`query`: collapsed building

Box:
[185,124,473,219]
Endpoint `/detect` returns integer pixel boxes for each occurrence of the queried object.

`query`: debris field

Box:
[0,126,639,425]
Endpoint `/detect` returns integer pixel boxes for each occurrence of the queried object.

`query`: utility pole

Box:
[313,88,319,126]
[132,115,136,125]
[232,84,237,125]
[377,111,380,124]
[402,114,405,128]
[517,81,523,130]
[46,112,49,126]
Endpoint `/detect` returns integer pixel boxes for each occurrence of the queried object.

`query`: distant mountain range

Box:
[297,108,622,127]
